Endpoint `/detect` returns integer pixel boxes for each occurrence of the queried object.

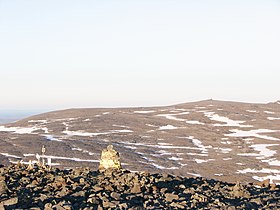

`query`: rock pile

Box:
[0,164,279,209]
[98,145,121,172]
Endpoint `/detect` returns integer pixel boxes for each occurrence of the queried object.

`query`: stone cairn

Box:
[98,145,121,172]
[26,145,52,170]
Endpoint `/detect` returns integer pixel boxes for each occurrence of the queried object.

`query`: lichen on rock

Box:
[98,145,121,172]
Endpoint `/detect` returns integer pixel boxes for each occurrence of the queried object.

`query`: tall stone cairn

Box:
[98,145,121,172]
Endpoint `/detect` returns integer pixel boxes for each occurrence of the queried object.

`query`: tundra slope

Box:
[0,100,280,184]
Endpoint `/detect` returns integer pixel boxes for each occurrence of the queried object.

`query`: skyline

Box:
[1,0,280,111]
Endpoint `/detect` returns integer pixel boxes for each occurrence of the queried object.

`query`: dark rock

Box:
[87,195,99,204]
[231,182,250,198]
[165,193,179,202]
[38,194,48,202]
[118,203,128,209]
[0,181,8,195]
[170,202,185,209]
[250,197,262,205]
[104,184,114,191]
[92,186,103,192]
[102,201,117,208]
[44,202,53,210]
[160,187,168,193]
[0,197,18,206]
[226,206,236,210]
[71,190,85,197]
[111,192,121,200]
[130,183,142,194]
[258,178,270,188]
[79,177,85,184]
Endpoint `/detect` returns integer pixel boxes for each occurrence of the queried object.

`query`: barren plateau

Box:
[1,99,280,185]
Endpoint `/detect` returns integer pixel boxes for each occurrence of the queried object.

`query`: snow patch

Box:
[187,153,208,157]
[262,158,280,167]
[121,141,209,151]
[40,155,99,163]
[158,142,173,146]
[123,145,137,149]
[0,125,49,134]
[146,124,157,127]
[246,110,257,113]
[151,163,179,170]
[186,120,204,125]
[157,112,189,121]
[141,135,151,138]
[250,144,278,159]
[0,126,37,134]
[28,120,48,123]
[237,168,280,174]
[0,153,21,159]
[264,111,275,114]
[267,117,280,120]
[189,136,209,153]
[43,135,62,142]
[194,159,214,164]
[159,125,178,130]
[215,147,232,153]
[53,118,77,122]
[23,154,35,157]
[63,129,133,136]
[112,124,130,128]
[9,160,61,166]
[72,148,83,151]
[236,163,244,165]
[226,129,280,141]
[134,110,155,114]
[187,172,202,177]
[204,112,252,127]
[169,156,183,161]
[252,175,280,185]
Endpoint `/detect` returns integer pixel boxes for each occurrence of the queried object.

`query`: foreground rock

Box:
[0,164,279,209]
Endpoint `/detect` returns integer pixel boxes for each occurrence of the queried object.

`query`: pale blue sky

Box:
[0,0,280,110]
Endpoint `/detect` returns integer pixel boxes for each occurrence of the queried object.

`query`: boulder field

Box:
[0,164,279,209]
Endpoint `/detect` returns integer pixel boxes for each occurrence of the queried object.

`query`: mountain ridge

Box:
[8,99,279,124]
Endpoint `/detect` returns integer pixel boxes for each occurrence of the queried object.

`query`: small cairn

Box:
[41,145,46,166]
[98,145,121,172]
[27,145,52,170]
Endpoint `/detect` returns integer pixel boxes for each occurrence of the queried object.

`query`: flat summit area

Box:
[0,100,280,184]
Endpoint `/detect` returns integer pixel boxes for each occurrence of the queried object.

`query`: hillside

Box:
[0,100,280,185]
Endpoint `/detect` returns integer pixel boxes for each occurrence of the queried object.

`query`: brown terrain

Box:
[0,99,280,185]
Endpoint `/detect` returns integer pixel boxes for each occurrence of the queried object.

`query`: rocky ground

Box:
[0,164,280,209]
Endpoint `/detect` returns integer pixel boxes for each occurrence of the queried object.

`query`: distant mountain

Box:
[0,100,280,184]
[0,119,15,124]
[0,110,45,124]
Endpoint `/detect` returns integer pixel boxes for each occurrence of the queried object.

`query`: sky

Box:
[0,0,280,111]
